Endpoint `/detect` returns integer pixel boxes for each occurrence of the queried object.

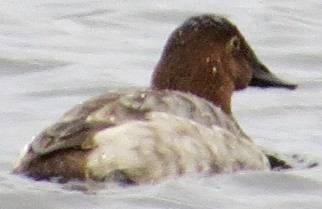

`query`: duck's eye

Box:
[229,36,241,50]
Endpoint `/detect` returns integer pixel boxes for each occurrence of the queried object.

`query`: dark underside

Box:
[20,148,89,182]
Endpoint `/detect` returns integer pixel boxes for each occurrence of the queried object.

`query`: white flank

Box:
[87,112,269,183]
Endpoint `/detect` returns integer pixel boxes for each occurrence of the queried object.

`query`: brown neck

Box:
[151,43,235,115]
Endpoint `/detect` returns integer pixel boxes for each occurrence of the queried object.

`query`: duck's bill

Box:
[250,63,297,90]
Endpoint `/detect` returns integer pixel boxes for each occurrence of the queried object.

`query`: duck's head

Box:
[152,14,297,115]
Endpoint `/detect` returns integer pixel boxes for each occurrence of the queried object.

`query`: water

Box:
[1,0,322,208]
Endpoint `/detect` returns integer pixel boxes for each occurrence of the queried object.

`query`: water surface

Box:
[1,1,322,208]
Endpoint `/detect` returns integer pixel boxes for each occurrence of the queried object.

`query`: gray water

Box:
[1,0,322,208]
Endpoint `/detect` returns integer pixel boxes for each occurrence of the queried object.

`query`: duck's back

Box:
[13,89,269,183]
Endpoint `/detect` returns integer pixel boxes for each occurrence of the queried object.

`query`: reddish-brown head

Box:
[152,15,296,115]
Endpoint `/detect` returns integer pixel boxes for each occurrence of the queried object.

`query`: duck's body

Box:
[13,14,296,184]
[14,89,268,183]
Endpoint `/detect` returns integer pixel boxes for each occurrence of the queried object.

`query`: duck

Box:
[12,14,297,184]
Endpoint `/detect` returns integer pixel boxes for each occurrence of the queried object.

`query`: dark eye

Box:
[230,36,241,50]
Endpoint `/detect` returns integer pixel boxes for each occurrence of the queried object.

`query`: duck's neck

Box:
[151,60,234,116]
[150,30,236,116]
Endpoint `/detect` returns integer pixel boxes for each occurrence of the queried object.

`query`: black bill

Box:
[250,62,297,90]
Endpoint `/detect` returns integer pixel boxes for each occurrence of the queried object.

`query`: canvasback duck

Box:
[13,14,297,184]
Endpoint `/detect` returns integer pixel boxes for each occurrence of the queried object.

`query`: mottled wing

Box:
[30,91,124,155]
[29,88,249,156]
[30,119,111,155]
